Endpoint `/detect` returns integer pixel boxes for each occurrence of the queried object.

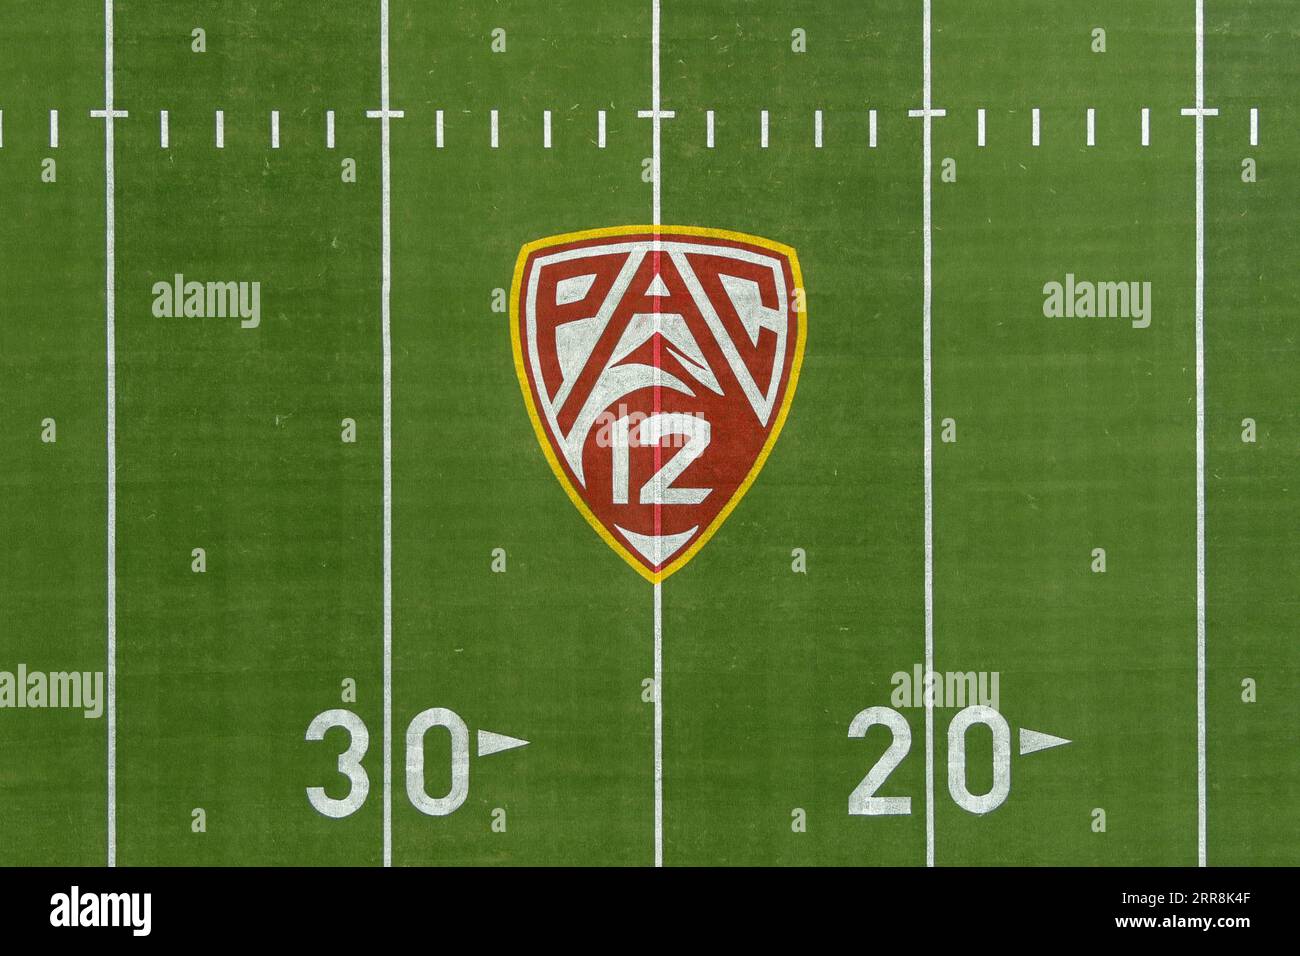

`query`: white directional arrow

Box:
[477,730,530,758]
[1019,728,1072,756]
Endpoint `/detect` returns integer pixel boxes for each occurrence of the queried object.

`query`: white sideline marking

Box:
[1086,107,1095,146]
[869,109,877,148]
[490,109,499,148]
[364,0,404,869]
[597,109,606,148]
[706,109,714,148]
[977,108,985,147]
[49,109,59,148]
[89,0,126,869]
[0,110,4,148]
[1181,0,1215,871]
[1141,107,1150,147]
[1249,107,1258,146]
[760,109,769,148]
[215,110,224,148]
[270,110,280,149]
[814,109,823,148]
[435,109,444,148]
[159,110,169,149]
[909,0,941,869]
[543,110,552,148]
[1031,107,1040,146]
[326,109,335,149]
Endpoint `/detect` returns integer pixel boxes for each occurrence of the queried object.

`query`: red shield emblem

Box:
[510,226,806,581]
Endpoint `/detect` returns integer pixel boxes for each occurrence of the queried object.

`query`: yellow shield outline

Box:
[509,225,807,583]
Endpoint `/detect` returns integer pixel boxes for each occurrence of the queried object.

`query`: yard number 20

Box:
[848,705,1012,816]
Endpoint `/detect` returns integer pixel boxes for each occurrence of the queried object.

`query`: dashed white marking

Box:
[706,109,714,148]
[869,109,877,148]
[1249,107,1258,146]
[1086,107,1095,147]
[0,110,4,148]
[270,110,280,149]
[1142,107,1150,147]
[543,109,552,149]
[597,109,606,148]
[760,109,769,148]
[435,109,444,148]
[977,108,986,147]
[814,109,823,148]
[1031,107,1041,146]
[326,110,335,149]
[159,110,169,149]
[49,109,58,148]
[215,109,224,148]
[490,109,499,148]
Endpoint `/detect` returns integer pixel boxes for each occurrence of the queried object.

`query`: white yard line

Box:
[637,0,673,869]
[651,0,665,871]
[89,0,126,869]
[653,580,663,867]
[907,0,942,870]
[1180,0,1215,870]
[365,0,404,869]
[638,0,674,225]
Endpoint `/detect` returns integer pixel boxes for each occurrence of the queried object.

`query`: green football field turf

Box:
[0,0,1294,867]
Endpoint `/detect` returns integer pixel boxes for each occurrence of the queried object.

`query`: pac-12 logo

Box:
[510,226,806,582]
